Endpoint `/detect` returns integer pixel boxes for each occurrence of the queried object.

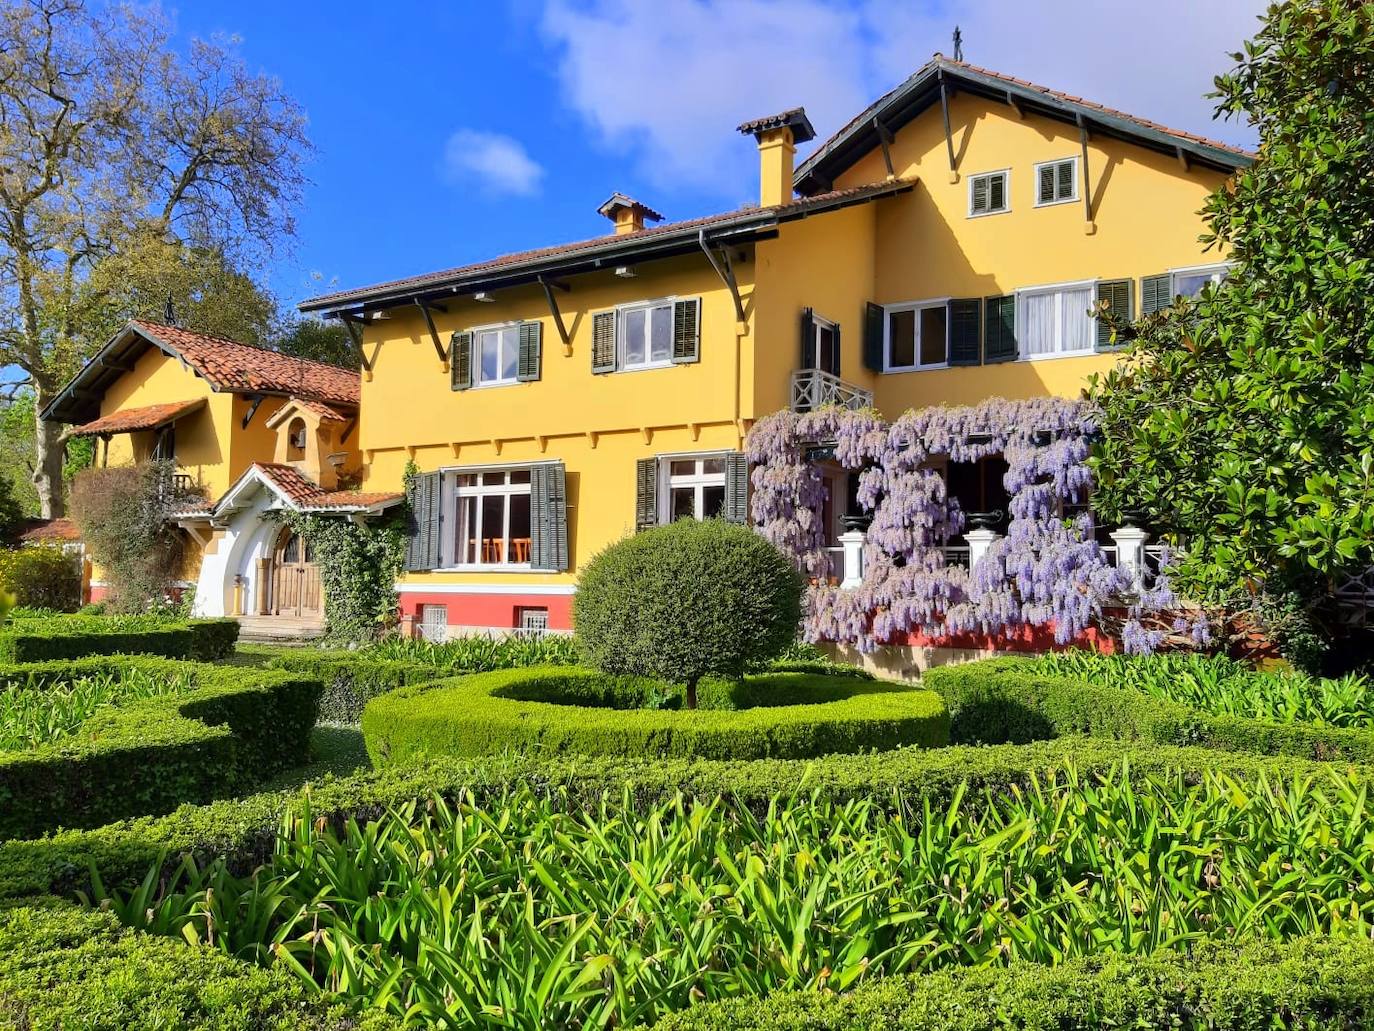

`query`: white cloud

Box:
[540,0,1264,198]
[442,130,546,196]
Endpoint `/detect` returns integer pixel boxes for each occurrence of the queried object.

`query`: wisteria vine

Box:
[747,398,1199,654]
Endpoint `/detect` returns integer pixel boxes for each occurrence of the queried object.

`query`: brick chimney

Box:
[736,107,816,207]
[597,193,664,235]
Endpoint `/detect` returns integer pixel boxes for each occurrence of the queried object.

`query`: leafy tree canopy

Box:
[1088,0,1374,629]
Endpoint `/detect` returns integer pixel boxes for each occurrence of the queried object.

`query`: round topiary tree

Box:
[573,519,803,707]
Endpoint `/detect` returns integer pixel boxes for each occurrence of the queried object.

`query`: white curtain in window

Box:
[1059,286,1094,353]
[1021,286,1095,356]
[1021,292,1057,356]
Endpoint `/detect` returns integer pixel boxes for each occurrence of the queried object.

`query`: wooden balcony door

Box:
[270,528,322,619]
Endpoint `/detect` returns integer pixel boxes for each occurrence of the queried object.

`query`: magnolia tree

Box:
[747,398,1199,654]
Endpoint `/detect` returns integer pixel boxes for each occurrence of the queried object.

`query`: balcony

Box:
[790,368,873,414]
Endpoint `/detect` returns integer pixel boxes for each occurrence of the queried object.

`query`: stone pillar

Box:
[1110,526,1151,591]
[839,528,866,589]
[965,528,1000,569]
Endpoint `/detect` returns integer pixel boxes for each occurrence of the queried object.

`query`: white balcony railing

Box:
[791,368,873,414]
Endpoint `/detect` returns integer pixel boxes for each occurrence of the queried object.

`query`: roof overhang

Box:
[40,323,180,425]
[189,463,402,529]
[299,180,913,318]
[795,58,1253,196]
[65,398,206,439]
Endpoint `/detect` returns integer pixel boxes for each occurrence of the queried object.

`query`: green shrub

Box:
[654,937,1374,1030]
[0,664,198,750]
[90,765,1374,1027]
[0,656,319,838]
[573,520,803,705]
[0,546,80,611]
[361,667,948,764]
[268,650,444,723]
[0,736,1359,903]
[1028,649,1374,728]
[928,658,1374,762]
[0,615,238,663]
[365,631,580,670]
[0,897,395,1030]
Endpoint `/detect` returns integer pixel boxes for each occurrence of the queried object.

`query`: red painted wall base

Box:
[397,592,573,633]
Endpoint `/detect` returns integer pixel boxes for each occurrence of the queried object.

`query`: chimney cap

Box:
[596,192,664,224]
[736,107,815,144]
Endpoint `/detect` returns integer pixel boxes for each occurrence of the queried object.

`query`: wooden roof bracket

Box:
[699,229,746,323]
[538,276,574,355]
[1175,144,1190,172]
[338,313,373,373]
[241,394,265,430]
[872,117,896,179]
[1006,89,1024,119]
[938,69,958,182]
[341,417,357,444]
[1077,114,1096,233]
[415,299,449,364]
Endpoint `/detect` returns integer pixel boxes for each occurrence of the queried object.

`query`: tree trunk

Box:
[32,383,66,519]
[685,677,698,710]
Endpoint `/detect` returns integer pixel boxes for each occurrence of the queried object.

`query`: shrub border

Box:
[927,657,1374,761]
[0,655,319,838]
[0,617,240,663]
[360,666,949,763]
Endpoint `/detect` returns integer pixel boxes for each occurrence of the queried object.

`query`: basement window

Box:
[419,604,448,642]
[968,170,1009,217]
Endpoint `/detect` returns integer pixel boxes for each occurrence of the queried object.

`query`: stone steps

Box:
[235,615,326,643]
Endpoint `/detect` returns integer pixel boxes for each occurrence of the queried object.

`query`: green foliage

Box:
[1087,0,1374,627]
[69,461,203,611]
[93,765,1374,1027]
[0,474,22,541]
[0,898,394,1030]
[927,657,1374,761]
[0,545,80,611]
[280,511,405,643]
[0,656,319,838]
[655,936,1374,1030]
[361,667,948,764]
[0,615,238,663]
[0,665,196,751]
[366,632,580,670]
[271,317,359,369]
[1028,650,1374,727]
[267,650,445,724]
[573,520,803,704]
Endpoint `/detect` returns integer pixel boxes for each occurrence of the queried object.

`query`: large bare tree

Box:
[0,0,309,516]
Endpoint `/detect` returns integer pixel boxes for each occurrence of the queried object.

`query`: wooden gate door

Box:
[270,529,322,618]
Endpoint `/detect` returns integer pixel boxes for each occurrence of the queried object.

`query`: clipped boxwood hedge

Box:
[653,935,1374,1030]
[0,897,396,1030]
[360,666,949,764]
[268,649,444,723]
[0,736,1363,902]
[0,616,240,663]
[927,657,1374,762]
[0,656,319,838]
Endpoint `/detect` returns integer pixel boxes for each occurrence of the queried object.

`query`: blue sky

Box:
[172,0,1266,312]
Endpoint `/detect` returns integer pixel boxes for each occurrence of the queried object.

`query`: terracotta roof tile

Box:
[67,399,206,438]
[15,518,81,544]
[309,490,404,511]
[251,463,401,512]
[303,181,908,311]
[737,107,816,143]
[254,463,323,507]
[129,321,360,406]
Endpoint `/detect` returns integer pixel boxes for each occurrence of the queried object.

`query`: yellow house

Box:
[297,55,1250,638]
[40,320,395,629]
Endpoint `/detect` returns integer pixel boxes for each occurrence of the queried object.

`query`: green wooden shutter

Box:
[1095,279,1133,350]
[517,321,542,381]
[592,311,617,374]
[989,173,1006,210]
[671,297,700,364]
[862,302,884,372]
[530,463,568,571]
[635,458,657,531]
[983,295,1017,363]
[1037,164,1055,205]
[799,307,814,369]
[1057,160,1074,200]
[405,471,443,571]
[829,322,842,376]
[723,452,750,524]
[1140,274,1171,316]
[971,175,989,214]
[948,299,981,366]
[450,331,473,390]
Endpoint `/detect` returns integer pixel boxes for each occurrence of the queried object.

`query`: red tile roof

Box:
[129,321,360,406]
[67,399,206,438]
[267,397,351,426]
[15,519,81,544]
[253,463,401,513]
[301,180,911,312]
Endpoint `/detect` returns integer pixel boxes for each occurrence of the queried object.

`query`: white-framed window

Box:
[443,466,533,568]
[1170,263,1231,300]
[884,299,949,371]
[518,607,549,634]
[805,313,839,375]
[661,455,727,522]
[419,604,449,642]
[1034,157,1078,206]
[618,298,675,371]
[474,324,520,387]
[1015,280,1096,359]
[968,170,1010,217]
